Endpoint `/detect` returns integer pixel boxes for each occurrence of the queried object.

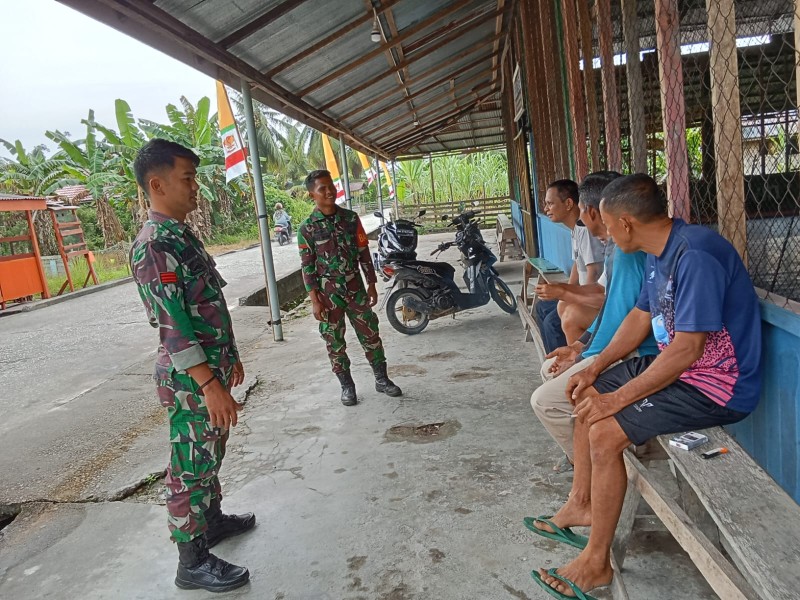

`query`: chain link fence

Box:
[583,0,799,311]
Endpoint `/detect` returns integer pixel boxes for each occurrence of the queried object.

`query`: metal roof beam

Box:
[356,67,498,132]
[264,0,404,78]
[383,90,498,151]
[320,29,503,113]
[297,0,482,98]
[218,0,311,49]
[339,49,499,123]
[388,92,499,153]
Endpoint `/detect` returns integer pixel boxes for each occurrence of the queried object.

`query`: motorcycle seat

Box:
[397,260,456,279]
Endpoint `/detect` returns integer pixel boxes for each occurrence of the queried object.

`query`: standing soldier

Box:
[130,139,254,593]
[298,169,402,406]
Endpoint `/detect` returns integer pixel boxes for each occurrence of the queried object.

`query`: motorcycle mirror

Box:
[441,214,449,221]
[373,211,383,219]
[418,209,426,217]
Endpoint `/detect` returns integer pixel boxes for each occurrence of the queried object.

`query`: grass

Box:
[46,252,131,296]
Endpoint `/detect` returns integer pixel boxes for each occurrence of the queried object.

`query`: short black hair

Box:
[133,138,199,193]
[305,169,331,191]
[578,171,622,209]
[547,179,579,204]
[600,173,668,222]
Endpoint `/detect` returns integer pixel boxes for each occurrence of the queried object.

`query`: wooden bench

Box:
[611,426,800,599]
[517,257,567,364]
[496,214,524,262]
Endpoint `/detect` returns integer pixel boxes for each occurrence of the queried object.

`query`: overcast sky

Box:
[0,0,216,158]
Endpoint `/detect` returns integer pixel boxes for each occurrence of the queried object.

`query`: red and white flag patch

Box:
[159,272,178,284]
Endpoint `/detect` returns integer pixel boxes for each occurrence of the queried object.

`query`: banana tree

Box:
[46,112,127,247]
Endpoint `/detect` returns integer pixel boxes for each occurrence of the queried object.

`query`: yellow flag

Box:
[357,151,375,185]
[321,135,345,204]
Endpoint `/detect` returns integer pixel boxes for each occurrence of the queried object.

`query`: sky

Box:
[0,0,216,158]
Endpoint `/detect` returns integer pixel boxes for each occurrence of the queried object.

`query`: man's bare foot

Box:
[532,496,591,534]
[537,554,612,598]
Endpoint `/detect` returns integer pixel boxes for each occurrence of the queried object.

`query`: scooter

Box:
[379,209,517,335]
[274,218,291,246]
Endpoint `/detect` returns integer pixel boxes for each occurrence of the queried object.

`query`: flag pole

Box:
[339,134,352,210]
[240,79,284,341]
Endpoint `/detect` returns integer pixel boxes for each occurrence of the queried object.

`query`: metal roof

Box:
[57,0,512,159]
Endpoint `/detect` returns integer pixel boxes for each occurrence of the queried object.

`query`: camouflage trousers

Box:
[156,366,233,543]
[319,288,385,374]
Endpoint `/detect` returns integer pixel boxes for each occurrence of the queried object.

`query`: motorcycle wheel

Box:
[489,275,517,314]
[386,287,430,335]
[278,234,288,246]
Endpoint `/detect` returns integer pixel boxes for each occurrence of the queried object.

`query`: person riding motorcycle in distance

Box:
[273,203,291,236]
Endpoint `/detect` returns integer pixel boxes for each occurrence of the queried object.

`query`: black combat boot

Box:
[175,535,250,592]
[336,371,357,406]
[205,496,256,548]
[373,363,402,397]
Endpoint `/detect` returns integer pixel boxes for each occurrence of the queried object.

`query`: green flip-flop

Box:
[531,568,599,600]
[523,516,588,549]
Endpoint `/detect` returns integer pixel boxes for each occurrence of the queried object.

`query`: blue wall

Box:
[728,302,800,502]
[536,213,573,274]
[537,217,800,503]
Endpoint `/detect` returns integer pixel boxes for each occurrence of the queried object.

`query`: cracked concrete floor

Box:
[0,239,719,600]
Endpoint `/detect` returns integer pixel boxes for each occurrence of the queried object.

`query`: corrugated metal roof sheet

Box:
[57,0,511,158]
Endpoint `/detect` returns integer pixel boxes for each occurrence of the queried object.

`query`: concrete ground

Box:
[0,232,717,599]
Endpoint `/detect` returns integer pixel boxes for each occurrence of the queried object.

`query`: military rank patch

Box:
[159,272,178,284]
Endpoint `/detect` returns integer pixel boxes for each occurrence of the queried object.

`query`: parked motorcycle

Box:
[378,208,517,335]
[372,209,426,276]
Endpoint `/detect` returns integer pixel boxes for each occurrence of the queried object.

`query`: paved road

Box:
[0,239,302,438]
[0,215,382,504]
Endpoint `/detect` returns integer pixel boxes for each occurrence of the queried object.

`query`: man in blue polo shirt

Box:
[531,174,761,599]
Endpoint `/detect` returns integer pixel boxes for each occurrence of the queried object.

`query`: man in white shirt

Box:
[535,179,606,350]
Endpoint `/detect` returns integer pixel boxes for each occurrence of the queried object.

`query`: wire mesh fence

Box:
[578,0,800,311]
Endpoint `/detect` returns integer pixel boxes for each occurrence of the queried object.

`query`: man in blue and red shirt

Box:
[532,174,761,599]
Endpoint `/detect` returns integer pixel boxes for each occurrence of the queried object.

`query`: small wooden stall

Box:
[0,194,50,309]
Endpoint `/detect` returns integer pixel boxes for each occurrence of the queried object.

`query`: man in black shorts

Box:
[530,174,762,599]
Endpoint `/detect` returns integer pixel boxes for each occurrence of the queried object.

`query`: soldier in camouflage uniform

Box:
[130,139,253,593]
[298,169,402,406]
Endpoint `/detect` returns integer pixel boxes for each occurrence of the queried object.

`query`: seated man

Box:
[531,174,761,599]
[530,171,658,473]
[535,179,606,352]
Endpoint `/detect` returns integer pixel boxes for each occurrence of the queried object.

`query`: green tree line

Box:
[1,93,509,253]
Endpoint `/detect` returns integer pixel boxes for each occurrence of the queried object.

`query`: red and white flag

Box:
[216,81,247,183]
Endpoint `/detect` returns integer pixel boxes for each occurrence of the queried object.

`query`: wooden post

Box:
[542,0,570,176]
[577,0,602,170]
[429,153,436,204]
[622,0,648,173]
[655,0,691,221]
[561,0,589,180]
[26,209,50,299]
[706,0,746,259]
[597,0,622,172]
[522,0,554,185]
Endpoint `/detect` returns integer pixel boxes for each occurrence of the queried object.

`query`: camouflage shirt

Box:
[297,206,377,297]
[130,210,238,380]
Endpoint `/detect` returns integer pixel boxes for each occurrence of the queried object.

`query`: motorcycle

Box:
[372,209,427,276]
[274,218,291,246]
[378,208,517,335]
